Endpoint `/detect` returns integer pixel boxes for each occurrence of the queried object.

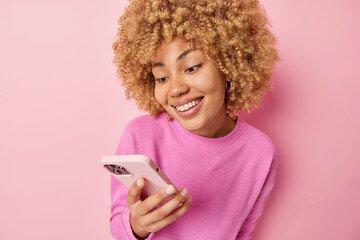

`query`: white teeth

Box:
[175,99,201,112]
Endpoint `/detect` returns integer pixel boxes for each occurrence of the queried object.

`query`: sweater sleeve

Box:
[109,124,155,240]
[236,154,277,240]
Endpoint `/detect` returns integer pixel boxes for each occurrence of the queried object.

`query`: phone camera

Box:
[104,164,132,176]
[114,165,124,173]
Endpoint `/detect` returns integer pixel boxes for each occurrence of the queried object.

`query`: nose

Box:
[169,75,190,98]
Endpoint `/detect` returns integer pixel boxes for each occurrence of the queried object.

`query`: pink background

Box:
[1,0,359,239]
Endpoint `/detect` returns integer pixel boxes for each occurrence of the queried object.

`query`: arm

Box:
[110,175,149,240]
[109,123,191,239]
[236,155,277,240]
[109,125,152,240]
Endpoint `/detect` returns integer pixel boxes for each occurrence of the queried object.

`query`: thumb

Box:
[127,177,145,207]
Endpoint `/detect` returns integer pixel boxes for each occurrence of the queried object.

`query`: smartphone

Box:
[100,154,175,199]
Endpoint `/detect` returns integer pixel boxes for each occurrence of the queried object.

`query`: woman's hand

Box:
[127,177,192,239]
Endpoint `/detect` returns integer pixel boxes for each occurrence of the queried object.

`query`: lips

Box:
[170,96,204,118]
[175,99,202,112]
[170,97,204,108]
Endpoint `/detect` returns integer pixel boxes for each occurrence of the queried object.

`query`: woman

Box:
[110,0,279,239]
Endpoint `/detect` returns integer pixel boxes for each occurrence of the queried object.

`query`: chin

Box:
[177,117,204,133]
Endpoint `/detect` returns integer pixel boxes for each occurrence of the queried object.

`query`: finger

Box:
[136,184,177,216]
[127,177,145,208]
[147,196,192,233]
[142,188,189,225]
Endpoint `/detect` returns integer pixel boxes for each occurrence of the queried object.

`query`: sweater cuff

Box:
[120,210,155,240]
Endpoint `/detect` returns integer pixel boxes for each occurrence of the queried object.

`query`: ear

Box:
[225,77,234,93]
[225,75,231,82]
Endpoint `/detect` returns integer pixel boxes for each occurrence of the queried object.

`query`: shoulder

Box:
[240,121,277,177]
[125,114,160,129]
[121,113,168,138]
[241,121,276,157]
[116,113,169,154]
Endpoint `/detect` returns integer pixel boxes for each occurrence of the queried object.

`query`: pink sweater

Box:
[110,113,276,240]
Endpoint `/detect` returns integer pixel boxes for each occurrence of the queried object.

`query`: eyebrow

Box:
[151,49,195,68]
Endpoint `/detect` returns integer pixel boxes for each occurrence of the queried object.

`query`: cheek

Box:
[154,88,160,102]
[206,78,226,105]
[154,86,165,104]
[198,76,225,95]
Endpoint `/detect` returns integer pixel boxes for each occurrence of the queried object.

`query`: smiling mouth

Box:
[171,97,203,112]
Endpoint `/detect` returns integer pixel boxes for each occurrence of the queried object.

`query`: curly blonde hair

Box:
[112,0,279,120]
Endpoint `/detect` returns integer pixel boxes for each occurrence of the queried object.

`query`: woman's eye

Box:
[186,64,202,73]
[155,77,167,83]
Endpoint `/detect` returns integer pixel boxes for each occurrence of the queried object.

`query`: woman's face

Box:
[152,37,235,138]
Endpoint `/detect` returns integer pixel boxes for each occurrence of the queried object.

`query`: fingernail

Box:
[181,189,188,197]
[188,196,192,204]
[166,186,175,195]
[137,179,143,187]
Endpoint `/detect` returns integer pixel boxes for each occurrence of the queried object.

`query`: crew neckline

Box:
[168,114,245,148]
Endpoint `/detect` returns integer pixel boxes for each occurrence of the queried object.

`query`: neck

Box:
[191,114,237,138]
